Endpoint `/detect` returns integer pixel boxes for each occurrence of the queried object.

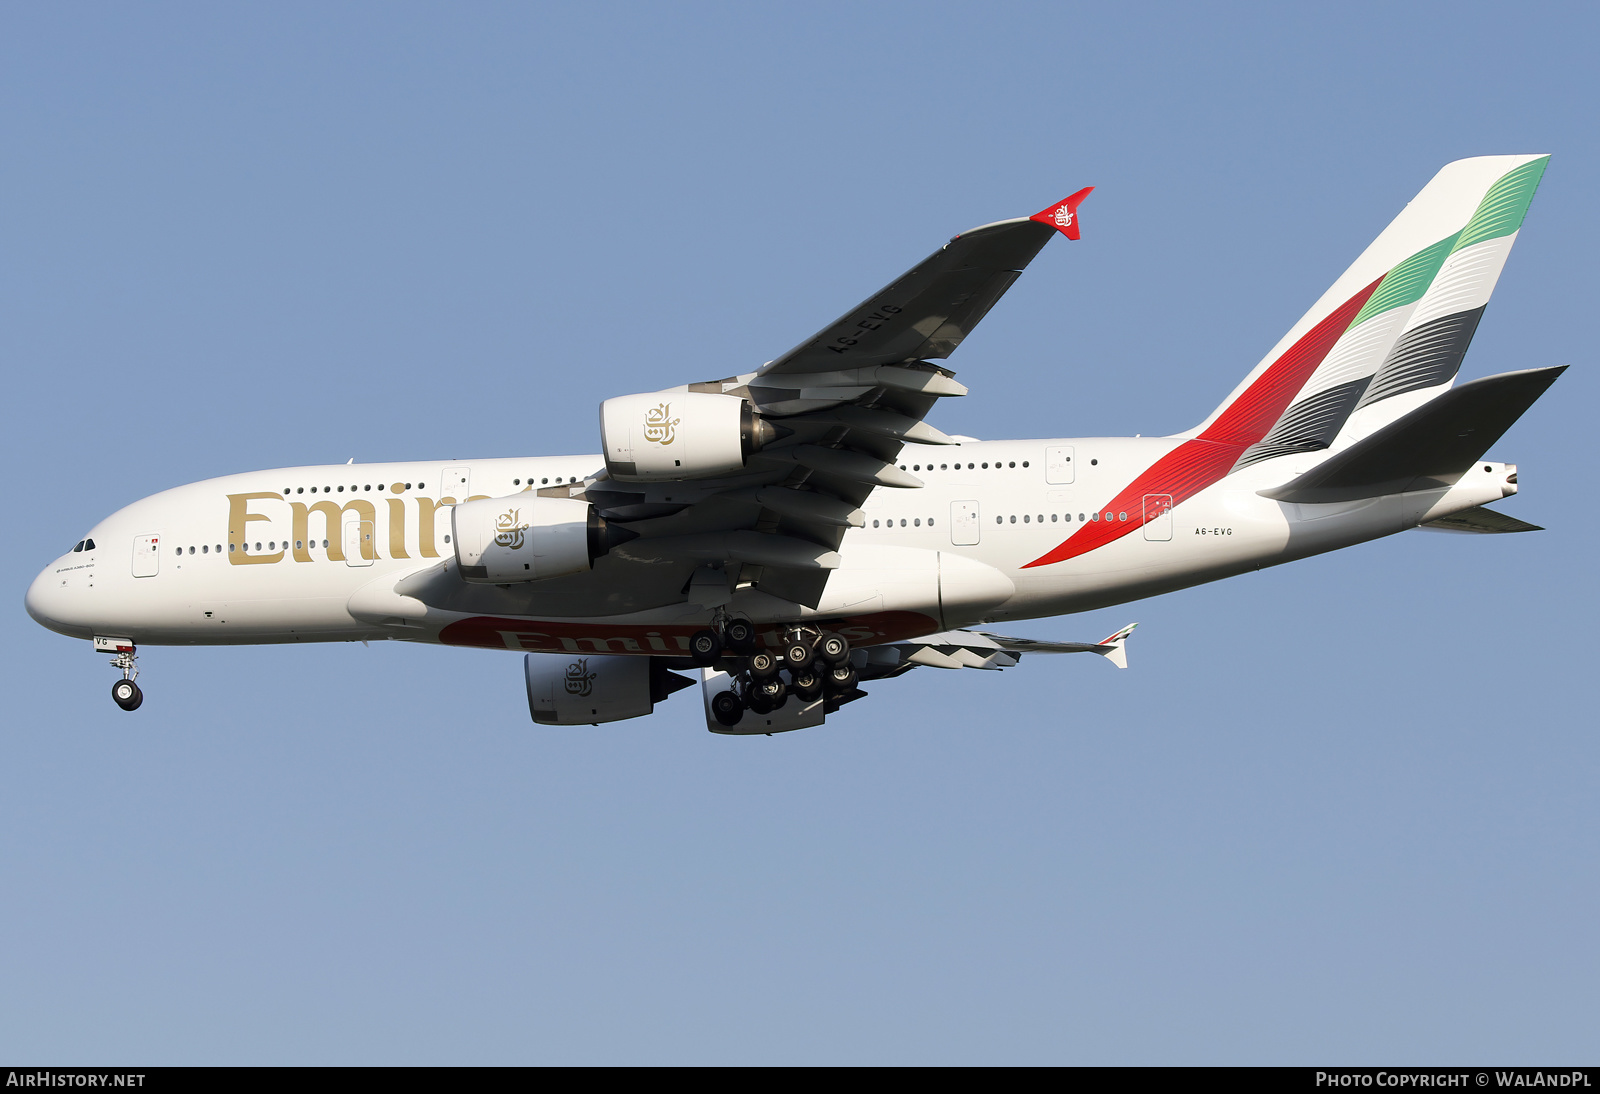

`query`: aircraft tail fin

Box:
[1183,156,1550,471]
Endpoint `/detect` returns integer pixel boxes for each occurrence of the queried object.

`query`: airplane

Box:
[25,155,1562,734]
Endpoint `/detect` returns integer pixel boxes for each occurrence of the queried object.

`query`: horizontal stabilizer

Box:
[1421,505,1543,534]
[868,623,1138,674]
[1260,366,1564,504]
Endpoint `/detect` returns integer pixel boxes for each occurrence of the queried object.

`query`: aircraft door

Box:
[950,500,980,546]
[132,534,160,577]
[440,466,471,503]
[1143,494,1173,541]
[1046,445,1076,484]
[343,517,374,566]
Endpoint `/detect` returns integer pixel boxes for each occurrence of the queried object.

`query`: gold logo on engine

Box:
[564,658,596,696]
[642,402,679,445]
[494,508,528,550]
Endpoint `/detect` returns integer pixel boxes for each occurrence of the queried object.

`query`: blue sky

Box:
[3,1,1596,1064]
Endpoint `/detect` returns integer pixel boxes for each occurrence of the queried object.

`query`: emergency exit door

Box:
[132,534,160,577]
[1143,494,1173,541]
[440,466,471,503]
[950,501,980,546]
[343,517,374,566]
[1046,445,1076,484]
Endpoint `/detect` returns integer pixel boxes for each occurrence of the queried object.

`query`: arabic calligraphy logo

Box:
[1054,204,1074,229]
[564,658,596,697]
[642,402,679,445]
[493,507,528,550]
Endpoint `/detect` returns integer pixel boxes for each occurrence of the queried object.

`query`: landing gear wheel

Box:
[111,679,143,711]
[816,632,850,666]
[688,629,723,666]
[823,664,858,694]
[747,650,780,678]
[789,668,823,702]
[711,689,745,727]
[750,676,787,709]
[723,618,757,654]
[782,636,816,672]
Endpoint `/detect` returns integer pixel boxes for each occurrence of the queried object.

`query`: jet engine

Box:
[524,653,695,725]
[600,391,776,481]
[452,495,631,583]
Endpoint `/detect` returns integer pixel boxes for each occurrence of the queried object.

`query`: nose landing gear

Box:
[102,641,143,711]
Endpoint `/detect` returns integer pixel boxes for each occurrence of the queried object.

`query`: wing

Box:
[574,192,1093,609]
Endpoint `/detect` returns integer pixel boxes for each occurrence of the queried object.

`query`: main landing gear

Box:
[707,623,858,728]
[107,645,143,712]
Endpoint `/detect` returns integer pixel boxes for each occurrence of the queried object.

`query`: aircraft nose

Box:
[26,559,88,638]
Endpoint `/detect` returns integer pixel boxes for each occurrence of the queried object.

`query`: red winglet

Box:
[1030,186,1094,240]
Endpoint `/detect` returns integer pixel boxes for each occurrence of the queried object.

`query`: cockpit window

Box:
[84,539,95,551]
[72,541,84,552]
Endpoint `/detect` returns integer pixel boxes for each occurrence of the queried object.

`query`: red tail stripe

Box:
[1023,277,1381,569]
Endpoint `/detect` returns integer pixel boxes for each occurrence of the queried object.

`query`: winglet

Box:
[1093,622,1138,669]
[1030,186,1094,240]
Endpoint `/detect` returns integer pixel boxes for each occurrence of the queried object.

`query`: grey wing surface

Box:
[593,215,1062,609]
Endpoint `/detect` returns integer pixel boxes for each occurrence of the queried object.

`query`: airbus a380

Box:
[27,155,1561,734]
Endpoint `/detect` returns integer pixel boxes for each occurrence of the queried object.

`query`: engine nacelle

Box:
[600,391,774,481]
[524,654,695,725]
[452,495,604,583]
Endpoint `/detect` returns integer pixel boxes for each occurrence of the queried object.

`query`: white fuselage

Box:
[26,438,1515,655]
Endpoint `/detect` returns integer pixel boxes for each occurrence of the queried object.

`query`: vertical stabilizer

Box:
[1183,156,1549,469]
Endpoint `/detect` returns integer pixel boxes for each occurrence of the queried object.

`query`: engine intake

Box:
[451,495,632,583]
[600,391,775,481]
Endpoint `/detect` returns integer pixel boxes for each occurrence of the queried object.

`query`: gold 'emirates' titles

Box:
[224,487,496,565]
